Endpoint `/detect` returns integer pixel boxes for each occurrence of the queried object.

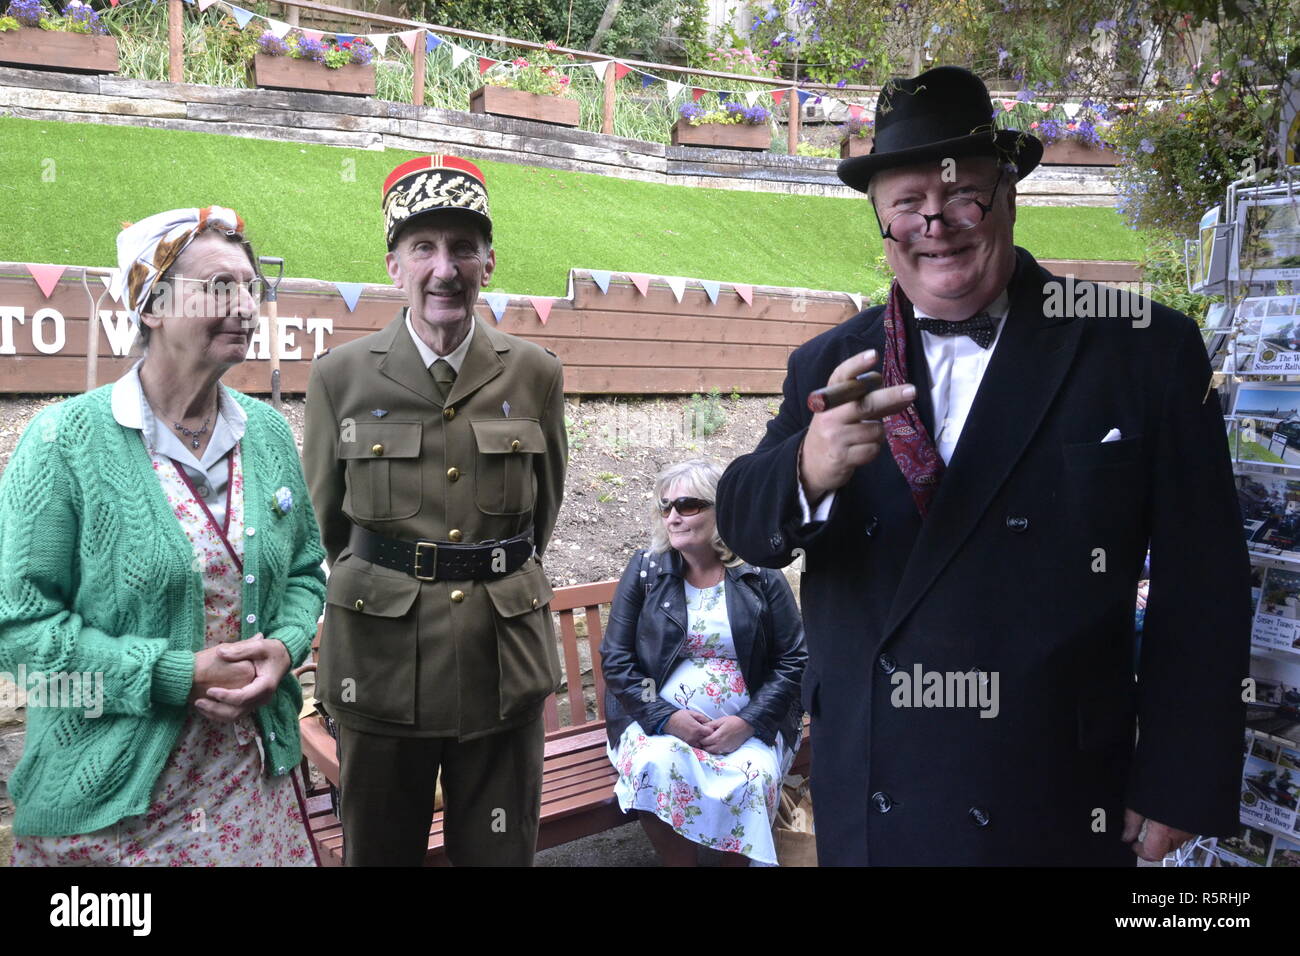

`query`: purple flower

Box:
[294,35,327,62]
[257,31,289,56]
[1139,138,1155,153]
[836,79,847,88]
[1015,88,1032,103]
[10,0,46,27]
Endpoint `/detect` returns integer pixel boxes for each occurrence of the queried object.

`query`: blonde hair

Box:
[647,459,742,567]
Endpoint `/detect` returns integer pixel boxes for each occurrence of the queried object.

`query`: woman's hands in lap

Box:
[192,635,291,723]
[665,710,754,755]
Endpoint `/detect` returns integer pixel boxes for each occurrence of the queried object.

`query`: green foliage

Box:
[0,15,18,31]
[688,387,726,437]
[1136,229,1213,322]
[408,0,677,55]
[795,142,837,158]
[484,45,577,96]
[676,0,711,64]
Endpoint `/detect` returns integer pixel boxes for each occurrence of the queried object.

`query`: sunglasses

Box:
[659,497,713,518]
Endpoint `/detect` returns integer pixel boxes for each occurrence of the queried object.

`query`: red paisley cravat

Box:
[881,280,945,516]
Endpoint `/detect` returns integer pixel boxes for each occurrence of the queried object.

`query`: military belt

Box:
[348,524,534,582]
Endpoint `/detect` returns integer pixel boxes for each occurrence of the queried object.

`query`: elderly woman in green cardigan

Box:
[0,207,326,865]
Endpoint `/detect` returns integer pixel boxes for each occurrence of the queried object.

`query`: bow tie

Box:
[915,312,998,349]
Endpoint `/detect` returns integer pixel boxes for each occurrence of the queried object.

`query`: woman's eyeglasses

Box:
[659,497,712,517]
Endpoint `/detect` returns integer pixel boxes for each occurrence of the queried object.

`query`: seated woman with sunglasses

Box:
[0,208,326,865]
[600,460,806,866]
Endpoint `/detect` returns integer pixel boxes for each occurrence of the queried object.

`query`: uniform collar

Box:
[404,308,476,374]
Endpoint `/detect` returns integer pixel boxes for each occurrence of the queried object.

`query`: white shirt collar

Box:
[111,360,246,464]
[912,290,1010,324]
[404,309,475,374]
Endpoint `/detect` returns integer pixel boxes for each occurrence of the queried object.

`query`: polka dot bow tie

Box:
[915,312,998,349]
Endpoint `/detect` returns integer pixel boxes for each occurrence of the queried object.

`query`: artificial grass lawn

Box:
[0,116,1145,297]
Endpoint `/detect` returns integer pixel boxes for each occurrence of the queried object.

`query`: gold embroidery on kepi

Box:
[381,155,492,249]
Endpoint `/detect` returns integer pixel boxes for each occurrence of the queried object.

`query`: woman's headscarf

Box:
[108,206,245,326]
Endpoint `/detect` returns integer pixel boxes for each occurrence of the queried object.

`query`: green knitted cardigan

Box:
[0,384,326,837]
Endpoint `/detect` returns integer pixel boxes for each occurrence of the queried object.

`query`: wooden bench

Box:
[297,576,811,865]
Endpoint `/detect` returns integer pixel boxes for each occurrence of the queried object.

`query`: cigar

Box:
[807,371,885,413]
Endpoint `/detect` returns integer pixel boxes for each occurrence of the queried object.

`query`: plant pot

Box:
[670,118,770,151]
[840,136,873,158]
[251,53,375,96]
[0,26,117,74]
[1041,140,1120,166]
[468,85,580,127]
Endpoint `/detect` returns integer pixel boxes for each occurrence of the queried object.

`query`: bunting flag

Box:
[426,33,441,52]
[613,62,631,81]
[109,0,119,6]
[482,292,509,322]
[629,273,650,296]
[734,283,753,306]
[665,80,683,99]
[197,0,217,11]
[397,29,419,54]
[640,72,657,89]
[795,90,812,106]
[266,18,291,38]
[666,276,686,303]
[368,33,389,54]
[590,59,610,82]
[718,90,733,103]
[589,270,611,294]
[771,89,787,106]
[528,297,553,324]
[228,2,254,26]
[847,293,863,312]
[301,28,325,43]
[450,44,473,69]
[700,279,720,305]
[1062,101,1081,119]
[744,90,759,106]
[26,263,66,298]
[821,96,839,114]
[478,56,496,74]
[335,34,356,45]
[334,282,364,313]
[848,104,864,120]
[692,87,705,102]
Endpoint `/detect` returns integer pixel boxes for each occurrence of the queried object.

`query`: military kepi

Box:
[382,154,492,249]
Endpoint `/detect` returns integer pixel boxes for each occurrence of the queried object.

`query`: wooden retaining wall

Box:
[0,68,1118,205]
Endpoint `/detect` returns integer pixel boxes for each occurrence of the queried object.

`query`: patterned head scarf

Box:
[109,206,246,325]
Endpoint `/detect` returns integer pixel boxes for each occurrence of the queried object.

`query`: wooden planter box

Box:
[671,118,770,152]
[0,27,117,74]
[469,85,580,127]
[251,53,375,96]
[1041,139,1120,166]
[840,136,873,158]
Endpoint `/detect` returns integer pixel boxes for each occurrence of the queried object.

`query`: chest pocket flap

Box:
[339,421,423,521]
[470,418,546,515]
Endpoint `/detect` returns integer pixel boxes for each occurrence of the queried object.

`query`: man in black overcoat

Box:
[716,66,1253,866]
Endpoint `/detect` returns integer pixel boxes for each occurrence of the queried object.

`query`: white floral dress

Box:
[609,580,793,865]
[13,445,317,867]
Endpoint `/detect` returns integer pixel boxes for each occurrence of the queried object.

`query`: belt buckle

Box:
[414,541,438,581]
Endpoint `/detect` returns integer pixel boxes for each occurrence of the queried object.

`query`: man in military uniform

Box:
[303,155,567,866]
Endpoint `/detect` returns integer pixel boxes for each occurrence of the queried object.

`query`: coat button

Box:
[877,653,897,674]
[371,443,384,456]
[246,614,256,624]
[245,527,255,537]
[354,599,364,612]
[448,529,463,542]
[531,598,539,610]
[444,407,455,420]
[870,791,894,814]
[865,516,880,537]
[969,806,991,828]
[1006,515,1029,533]
[245,574,255,584]
[450,590,465,602]
[447,467,460,481]
[269,732,277,742]
[769,533,784,550]
[510,439,521,452]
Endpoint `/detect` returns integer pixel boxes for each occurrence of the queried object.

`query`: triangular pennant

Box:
[528,297,553,324]
[700,279,720,305]
[692,87,706,102]
[795,89,812,106]
[771,88,787,106]
[665,80,683,99]
[589,270,611,294]
[301,28,324,43]
[666,276,686,303]
[397,29,419,54]
[99,271,121,303]
[629,273,650,296]
[335,34,356,45]
[109,0,119,6]
[197,0,217,11]
[718,90,733,103]
[426,33,441,52]
[847,293,863,312]
[450,44,473,69]
[228,4,255,27]
[848,104,863,119]
[734,283,753,306]
[482,292,509,322]
[1062,101,1081,119]
[591,59,610,82]
[334,281,364,313]
[613,62,631,81]
[26,263,65,298]
[478,56,496,74]
[367,33,389,55]
[744,90,759,105]
[821,97,839,114]
[266,18,291,38]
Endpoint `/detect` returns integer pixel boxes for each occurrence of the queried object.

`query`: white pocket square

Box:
[1101,428,1122,443]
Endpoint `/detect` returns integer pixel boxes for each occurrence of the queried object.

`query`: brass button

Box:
[443,407,455,420]
[371,443,384,456]
[450,590,465,603]
[447,467,460,481]
[510,439,521,452]
[448,529,463,542]
[531,598,539,610]
[354,599,364,612]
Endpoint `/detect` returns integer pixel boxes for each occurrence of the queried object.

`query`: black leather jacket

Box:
[600,547,807,749]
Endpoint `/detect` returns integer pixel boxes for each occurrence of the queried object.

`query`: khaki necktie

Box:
[431,358,456,405]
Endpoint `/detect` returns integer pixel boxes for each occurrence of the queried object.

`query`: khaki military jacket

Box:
[303,312,567,739]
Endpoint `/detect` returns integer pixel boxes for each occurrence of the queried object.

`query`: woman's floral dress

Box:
[13,446,318,866]
[609,579,793,865]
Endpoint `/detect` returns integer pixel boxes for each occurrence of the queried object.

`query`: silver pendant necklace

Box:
[173,414,212,450]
